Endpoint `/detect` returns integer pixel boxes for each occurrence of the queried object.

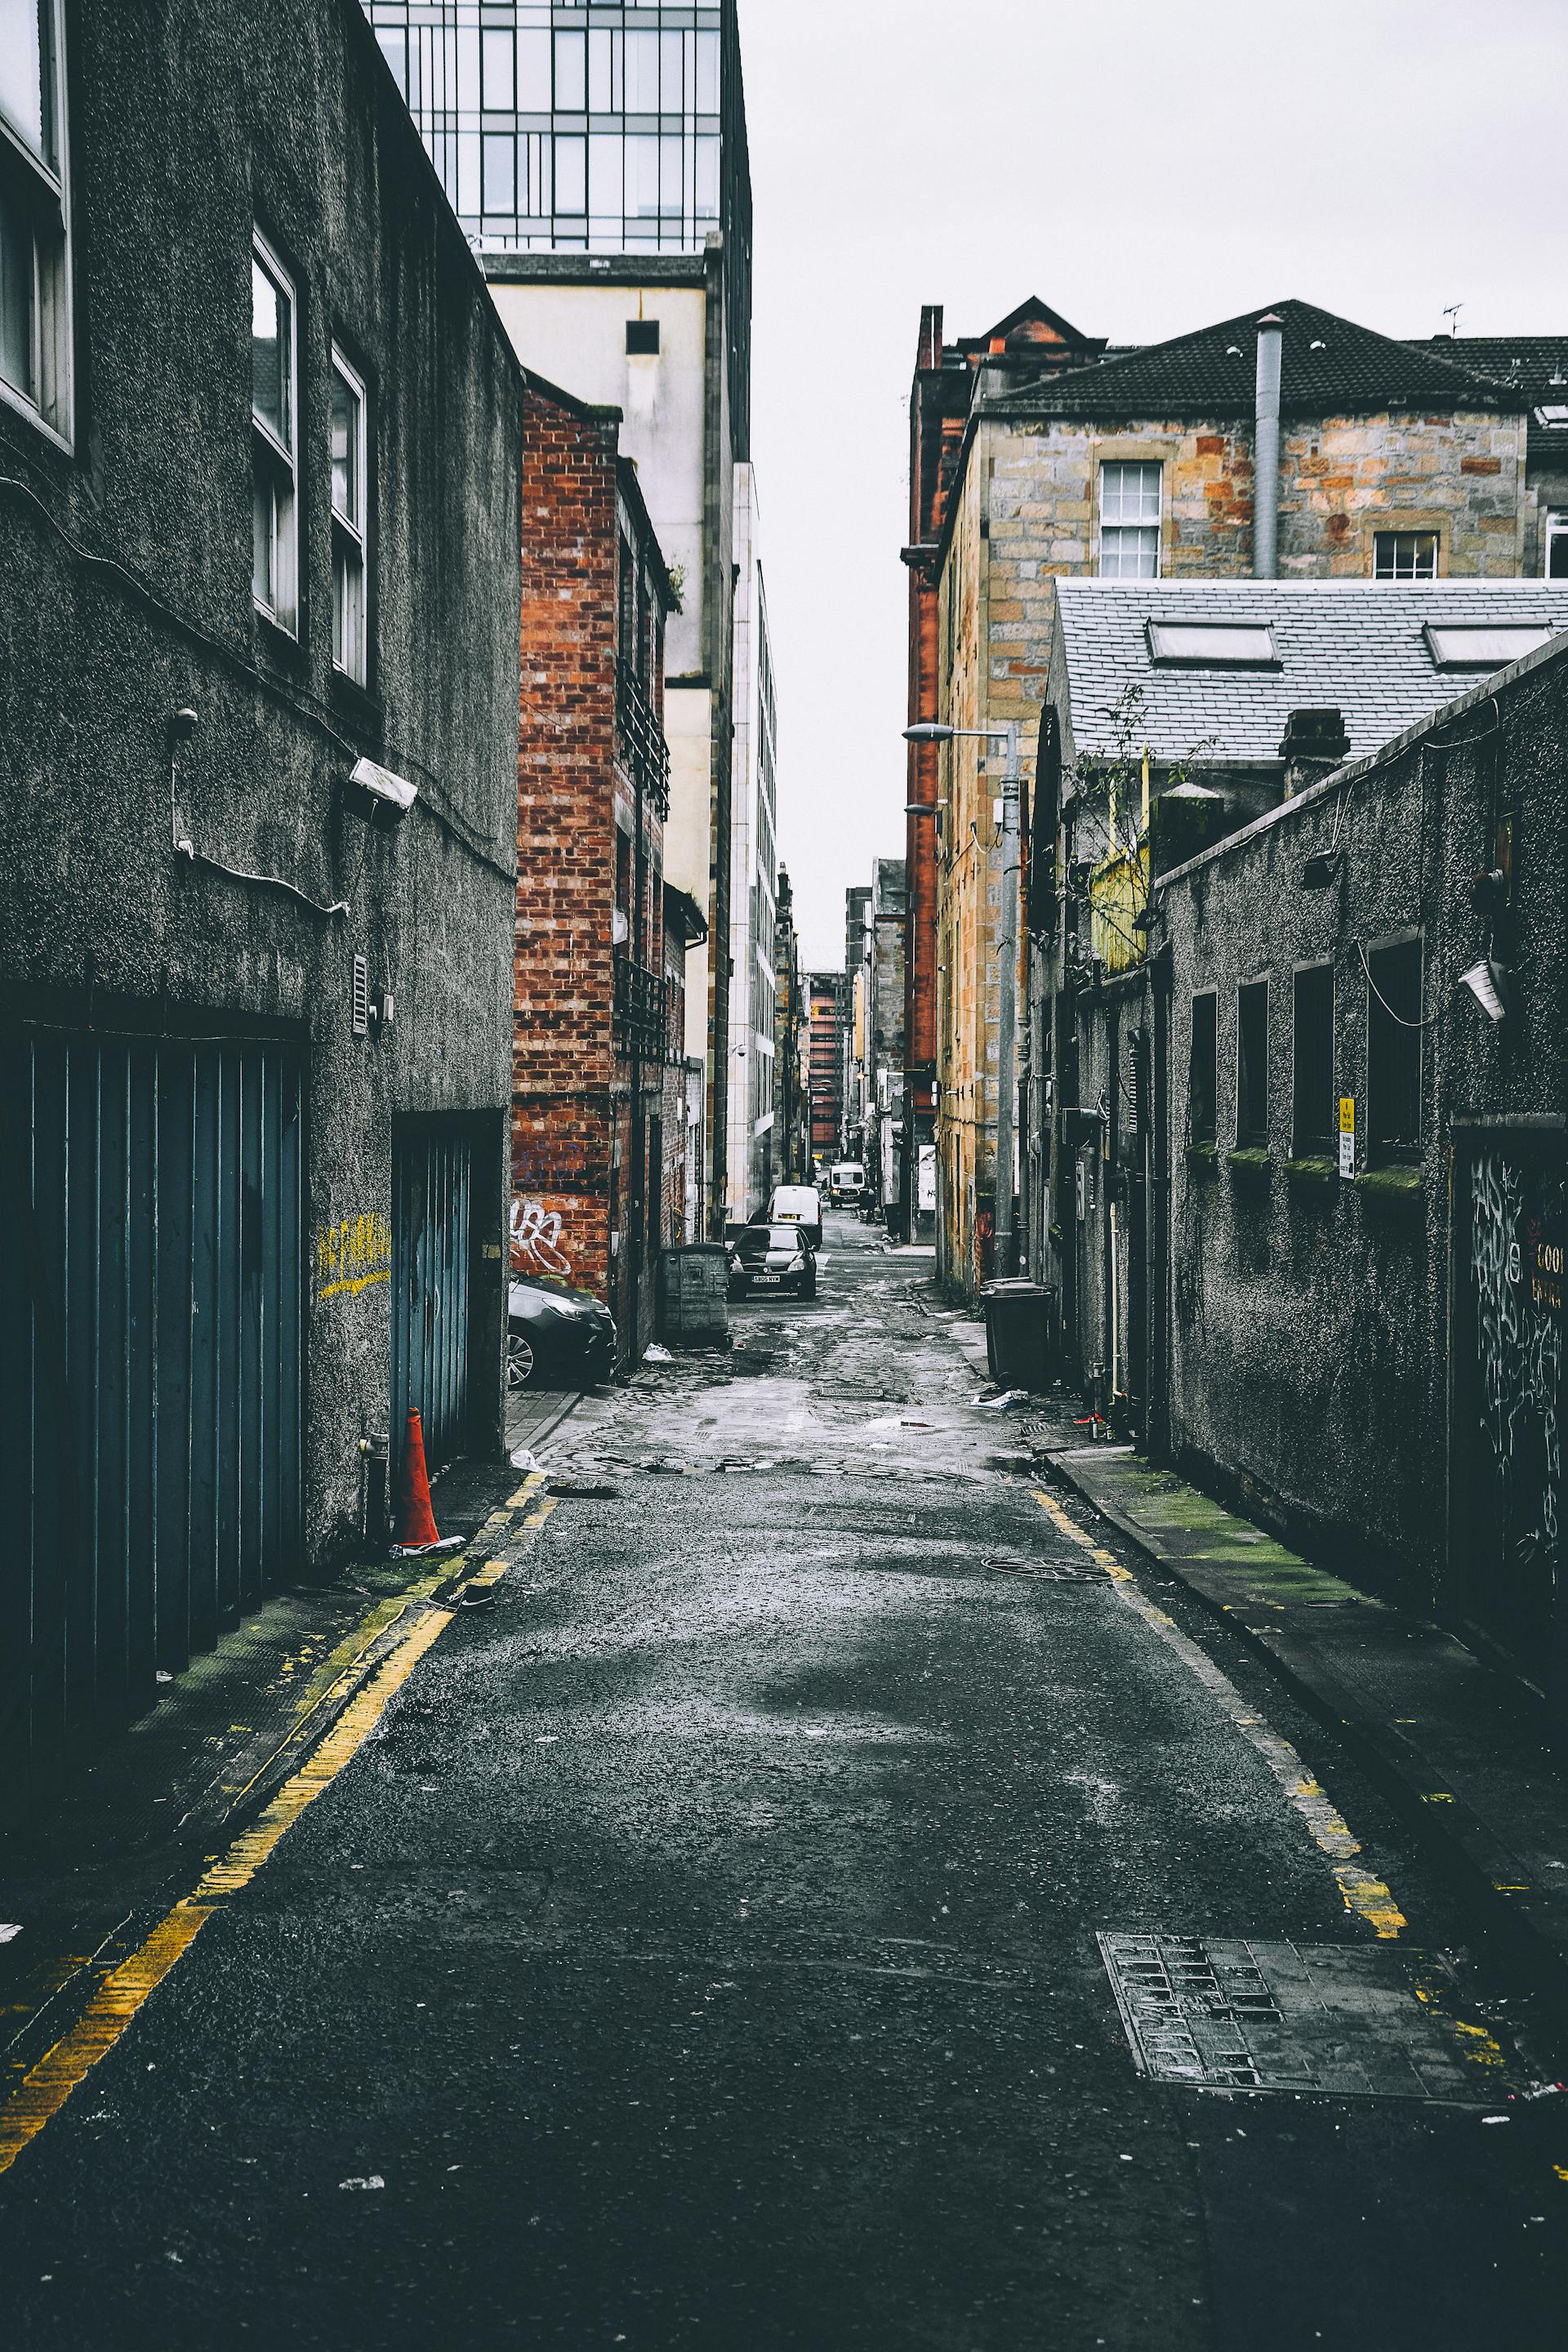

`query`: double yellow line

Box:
[0,1477,556,2179]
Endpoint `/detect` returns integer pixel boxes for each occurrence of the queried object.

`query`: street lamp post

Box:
[903,718,1022,1280]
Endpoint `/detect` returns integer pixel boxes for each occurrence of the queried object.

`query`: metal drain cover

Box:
[1098,1934,1512,2103]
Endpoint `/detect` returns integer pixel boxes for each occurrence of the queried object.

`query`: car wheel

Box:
[507,1331,537,1390]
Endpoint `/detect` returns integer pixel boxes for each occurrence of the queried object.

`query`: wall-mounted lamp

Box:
[346,755,418,829]
[1458,956,1512,1023]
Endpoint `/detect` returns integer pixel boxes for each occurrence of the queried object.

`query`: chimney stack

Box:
[1254,313,1283,579]
[1279,707,1348,799]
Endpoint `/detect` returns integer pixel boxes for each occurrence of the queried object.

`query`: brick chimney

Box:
[1279,707,1349,798]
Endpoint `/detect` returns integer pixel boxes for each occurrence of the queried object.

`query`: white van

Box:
[828,1161,866,1207]
[768,1184,823,1247]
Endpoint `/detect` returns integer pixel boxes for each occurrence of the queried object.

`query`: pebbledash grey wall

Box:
[0,0,523,1563]
[1154,637,1568,1628]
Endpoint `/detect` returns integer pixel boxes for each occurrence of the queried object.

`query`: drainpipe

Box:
[994,723,1022,1278]
[1254,313,1283,580]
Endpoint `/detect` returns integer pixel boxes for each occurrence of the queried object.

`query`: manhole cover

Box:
[1098,1934,1513,2103]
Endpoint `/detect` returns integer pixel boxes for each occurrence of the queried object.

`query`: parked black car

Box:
[508,1276,617,1389]
[727,1223,817,1302]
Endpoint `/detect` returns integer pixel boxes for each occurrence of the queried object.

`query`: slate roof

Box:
[988,298,1503,421]
[1414,336,1568,401]
[1054,580,1568,764]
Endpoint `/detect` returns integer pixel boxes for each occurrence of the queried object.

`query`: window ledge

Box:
[1355,1165,1425,1207]
[1227,1147,1271,1177]
[1186,1141,1218,1170]
[1285,1156,1336,1187]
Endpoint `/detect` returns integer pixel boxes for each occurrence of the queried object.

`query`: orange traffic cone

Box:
[392,1408,441,1548]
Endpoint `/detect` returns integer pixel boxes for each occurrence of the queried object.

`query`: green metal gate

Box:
[390,1125,472,1480]
[0,1031,303,1806]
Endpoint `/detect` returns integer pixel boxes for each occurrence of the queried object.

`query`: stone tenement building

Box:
[510,372,683,1372]
[905,292,1568,1296]
[0,0,523,1803]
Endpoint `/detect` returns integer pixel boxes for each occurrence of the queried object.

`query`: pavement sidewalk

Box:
[1032,1432,1568,1997]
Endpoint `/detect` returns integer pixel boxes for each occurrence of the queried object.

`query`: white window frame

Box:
[252,227,299,635]
[1544,509,1568,581]
[330,345,368,685]
[1373,529,1439,581]
[0,0,74,448]
[1098,461,1162,578]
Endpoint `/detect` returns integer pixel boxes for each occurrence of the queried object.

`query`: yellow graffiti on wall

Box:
[317,1212,393,1301]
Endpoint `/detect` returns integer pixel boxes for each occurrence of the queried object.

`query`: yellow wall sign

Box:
[1339,1097,1356,1178]
[317,1212,392,1301]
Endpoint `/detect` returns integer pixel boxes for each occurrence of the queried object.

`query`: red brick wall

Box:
[511,385,620,1307]
[510,381,671,1364]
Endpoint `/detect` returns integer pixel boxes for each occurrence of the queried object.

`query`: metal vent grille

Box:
[351,953,369,1037]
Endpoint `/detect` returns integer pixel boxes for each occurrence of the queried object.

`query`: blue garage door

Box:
[390,1125,472,1480]
[0,1032,303,1806]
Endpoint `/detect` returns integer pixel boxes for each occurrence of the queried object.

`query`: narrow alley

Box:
[0,1215,1561,2350]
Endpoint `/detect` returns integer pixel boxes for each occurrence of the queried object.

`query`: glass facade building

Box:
[365,5,736,252]
[364,2,751,444]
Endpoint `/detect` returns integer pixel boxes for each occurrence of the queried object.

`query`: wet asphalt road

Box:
[2,1213,1565,2348]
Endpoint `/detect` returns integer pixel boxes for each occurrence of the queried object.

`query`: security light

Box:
[903,722,956,744]
[346,755,418,828]
[1458,956,1512,1023]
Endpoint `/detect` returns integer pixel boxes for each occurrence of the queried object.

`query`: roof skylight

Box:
[1423,621,1557,670]
[1147,619,1279,668]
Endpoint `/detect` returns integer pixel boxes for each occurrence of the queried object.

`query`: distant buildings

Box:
[0,0,523,1798]
[842,862,907,1219]
[772,869,809,1186]
[808,973,846,1174]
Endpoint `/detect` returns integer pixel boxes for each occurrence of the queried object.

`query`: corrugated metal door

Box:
[0,1031,302,1803]
[390,1125,471,1479]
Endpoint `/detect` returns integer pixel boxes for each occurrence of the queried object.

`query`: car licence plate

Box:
[751,1273,783,1285]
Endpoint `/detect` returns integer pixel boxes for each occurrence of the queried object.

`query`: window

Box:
[1365,938,1423,1163]
[1374,530,1438,580]
[0,0,71,442]
[252,233,298,633]
[1236,981,1269,1147]
[330,350,368,684]
[626,317,660,356]
[1292,964,1334,1156]
[1187,991,1218,1147]
[480,27,514,109]
[1099,462,1161,577]
[1544,510,1568,579]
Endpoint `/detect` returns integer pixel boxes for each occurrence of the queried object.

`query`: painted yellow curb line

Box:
[1031,1487,1409,1941]
[0,1471,555,2180]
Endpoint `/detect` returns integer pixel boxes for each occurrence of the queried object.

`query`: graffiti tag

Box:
[510,1194,572,1280]
[317,1211,392,1302]
[1471,1152,1561,1566]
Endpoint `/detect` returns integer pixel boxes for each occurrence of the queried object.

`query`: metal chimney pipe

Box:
[1254,313,1283,579]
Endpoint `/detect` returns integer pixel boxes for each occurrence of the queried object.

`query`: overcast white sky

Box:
[738,0,1568,969]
